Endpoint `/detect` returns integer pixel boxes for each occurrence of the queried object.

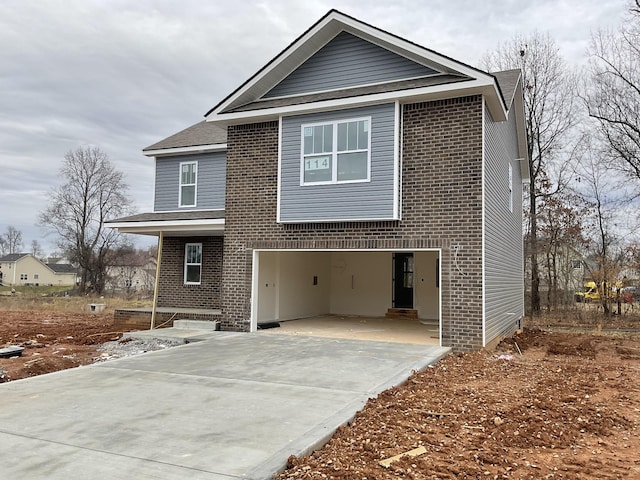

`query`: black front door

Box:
[393,253,414,308]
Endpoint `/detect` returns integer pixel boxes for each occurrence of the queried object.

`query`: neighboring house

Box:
[531,243,586,306]
[0,253,76,287]
[107,10,528,351]
[106,257,156,294]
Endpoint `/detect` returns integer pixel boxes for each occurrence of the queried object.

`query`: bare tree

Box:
[30,240,44,259]
[3,226,24,254]
[573,138,631,316]
[537,186,587,309]
[0,236,7,256]
[39,147,134,294]
[586,1,640,180]
[483,32,578,315]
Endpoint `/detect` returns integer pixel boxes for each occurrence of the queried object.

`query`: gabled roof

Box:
[0,253,29,262]
[492,69,521,110]
[143,121,227,157]
[46,263,76,274]
[0,254,76,276]
[205,9,508,123]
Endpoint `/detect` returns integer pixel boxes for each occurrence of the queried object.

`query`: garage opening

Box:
[251,250,441,345]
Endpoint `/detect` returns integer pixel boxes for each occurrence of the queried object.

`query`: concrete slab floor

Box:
[261,315,440,346]
[0,332,450,479]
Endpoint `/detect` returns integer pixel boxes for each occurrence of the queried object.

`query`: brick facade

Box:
[221,96,484,351]
[158,236,223,309]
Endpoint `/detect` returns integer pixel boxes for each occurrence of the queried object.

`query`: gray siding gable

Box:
[279,103,397,222]
[264,31,438,98]
[154,152,226,211]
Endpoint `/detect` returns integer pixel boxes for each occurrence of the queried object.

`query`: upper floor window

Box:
[184,243,202,285]
[20,273,28,280]
[179,161,197,207]
[301,117,370,185]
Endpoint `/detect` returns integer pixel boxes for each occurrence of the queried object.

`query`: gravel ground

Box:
[95,337,185,362]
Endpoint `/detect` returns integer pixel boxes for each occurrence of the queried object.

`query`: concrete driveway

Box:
[0,332,450,479]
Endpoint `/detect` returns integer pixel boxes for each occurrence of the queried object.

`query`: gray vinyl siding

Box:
[483,104,524,345]
[154,152,226,211]
[279,103,397,222]
[265,32,437,98]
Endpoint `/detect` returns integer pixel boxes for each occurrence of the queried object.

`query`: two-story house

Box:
[108,10,528,351]
[0,253,76,287]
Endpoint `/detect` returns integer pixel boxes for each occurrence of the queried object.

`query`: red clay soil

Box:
[0,310,127,382]
[1,311,640,478]
[278,329,640,479]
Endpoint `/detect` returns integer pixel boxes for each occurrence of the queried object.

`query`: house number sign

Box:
[304,155,331,171]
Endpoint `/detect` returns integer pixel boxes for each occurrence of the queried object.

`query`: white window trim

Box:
[179,161,198,208]
[183,242,202,285]
[299,116,372,186]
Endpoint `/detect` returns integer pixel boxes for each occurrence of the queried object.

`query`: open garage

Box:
[251,250,441,345]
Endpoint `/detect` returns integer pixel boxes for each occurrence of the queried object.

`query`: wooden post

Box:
[150,231,163,330]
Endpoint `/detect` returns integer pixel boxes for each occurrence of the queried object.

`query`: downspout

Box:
[150,231,163,330]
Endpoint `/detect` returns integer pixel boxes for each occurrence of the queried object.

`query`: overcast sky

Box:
[0,0,630,254]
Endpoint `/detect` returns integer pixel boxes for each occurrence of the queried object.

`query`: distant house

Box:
[107,10,528,351]
[0,253,76,287]
[106,256,156,294]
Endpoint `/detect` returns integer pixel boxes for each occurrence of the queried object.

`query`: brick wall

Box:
[158,236,223,309]
[222,96,484,351]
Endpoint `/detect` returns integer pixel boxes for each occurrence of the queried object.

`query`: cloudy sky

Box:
[0,0,630,254]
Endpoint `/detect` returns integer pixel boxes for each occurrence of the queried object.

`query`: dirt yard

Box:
[1,309,639,478]
[0,310,128,381]
[277,328,640,479]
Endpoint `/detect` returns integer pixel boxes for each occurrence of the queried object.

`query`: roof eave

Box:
[143,143,227,158]
[206,9,501,119]
[105,219,225,237]
[207,78,508,126]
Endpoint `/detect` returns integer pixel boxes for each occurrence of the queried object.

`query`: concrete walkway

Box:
[0,332,450,479]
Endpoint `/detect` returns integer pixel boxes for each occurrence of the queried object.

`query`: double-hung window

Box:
[301,117,370,185]
[179,161,197,207]
[184,243,202,285]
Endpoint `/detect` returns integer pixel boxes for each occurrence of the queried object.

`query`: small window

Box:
[572,260,582,270]
[20,273,28,280]
[508,163,513,212]
[34,274,39,280]
[184,243,202,285]
[301,117,370,185]
[179,162,197,207]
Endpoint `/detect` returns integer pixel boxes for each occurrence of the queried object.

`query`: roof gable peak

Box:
[206,9,498,118]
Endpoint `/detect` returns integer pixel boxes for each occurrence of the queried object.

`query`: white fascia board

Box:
[143,144,227,158]
[339,20,486,79]
[513,81,529,173]
[210,11,500,116]
[209,79,507,126]
[276,117,283,223]
[393,101,400,220]
[105,219,225,235]
[211,14,342,115]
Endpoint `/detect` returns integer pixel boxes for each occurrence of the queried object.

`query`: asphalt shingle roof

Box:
[143,121,227,152]
[0,253,29,262]
[492,69,521,109]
